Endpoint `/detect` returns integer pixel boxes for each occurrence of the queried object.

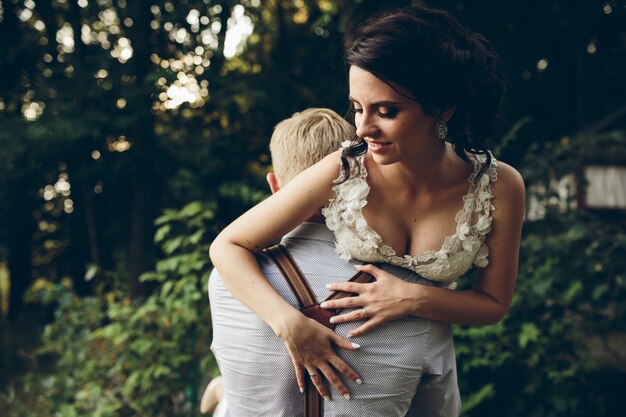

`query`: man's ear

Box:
[266,172,281,194]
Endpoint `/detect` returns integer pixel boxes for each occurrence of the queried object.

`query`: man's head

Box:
[267,108,355,192]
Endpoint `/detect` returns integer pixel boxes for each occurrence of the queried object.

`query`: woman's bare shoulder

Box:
[319,149,344,172]
[492,160,525,214]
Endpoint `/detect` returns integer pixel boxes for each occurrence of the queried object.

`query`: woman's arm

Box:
[322,162,525,334]
[209,151,362,398]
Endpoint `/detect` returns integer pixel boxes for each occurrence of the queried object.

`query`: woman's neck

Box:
[382,141,453,192]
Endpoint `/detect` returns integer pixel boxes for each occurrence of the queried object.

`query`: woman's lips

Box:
[367,141,392,153]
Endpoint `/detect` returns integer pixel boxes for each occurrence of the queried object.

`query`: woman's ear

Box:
[266,172,281,194]
[441,106,456,123]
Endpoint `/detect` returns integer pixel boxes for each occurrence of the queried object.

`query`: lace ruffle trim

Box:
[322,149,498,283]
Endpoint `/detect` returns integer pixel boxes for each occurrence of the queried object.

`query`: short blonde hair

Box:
[270,108,355,184]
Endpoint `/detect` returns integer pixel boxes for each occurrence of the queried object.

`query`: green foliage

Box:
[3,1,626,416]
[2,202,217,417]
[457,216,625,417]
[454,127,626,417]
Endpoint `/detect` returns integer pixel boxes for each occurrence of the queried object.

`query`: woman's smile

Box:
[365,140,393,153]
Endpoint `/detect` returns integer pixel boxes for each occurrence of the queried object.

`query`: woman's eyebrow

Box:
[372,100,401,107]
[348,97,401,107]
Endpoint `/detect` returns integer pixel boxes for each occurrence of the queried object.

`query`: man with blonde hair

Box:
[203,108,354,416]
[203,108,460,417]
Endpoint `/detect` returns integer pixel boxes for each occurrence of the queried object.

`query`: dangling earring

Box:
[435,118,448,141]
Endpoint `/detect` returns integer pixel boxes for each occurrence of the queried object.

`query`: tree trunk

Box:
[6,178,37,320]
[127,0,157,294]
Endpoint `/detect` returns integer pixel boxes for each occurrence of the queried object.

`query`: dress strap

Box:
[469,152,497,268]
[472,152,498,216]
[332,144,367,184]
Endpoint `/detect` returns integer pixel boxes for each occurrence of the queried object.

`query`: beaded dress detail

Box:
[321,145,498,287]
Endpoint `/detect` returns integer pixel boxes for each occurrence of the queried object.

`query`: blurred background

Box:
[1,0,625,416]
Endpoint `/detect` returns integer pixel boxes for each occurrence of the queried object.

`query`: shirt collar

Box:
[282,222,335,243]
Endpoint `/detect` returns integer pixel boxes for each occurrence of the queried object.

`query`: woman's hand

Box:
[320,264,419,337]
[274,309,362,400]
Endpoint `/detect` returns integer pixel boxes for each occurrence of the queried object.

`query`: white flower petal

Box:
[457,224,470,240]
[478,190,491,202]
[462,238,481,252]
[338,178,370,201]
[475,215,492,234]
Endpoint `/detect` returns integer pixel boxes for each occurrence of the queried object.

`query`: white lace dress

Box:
[322,146,498,287]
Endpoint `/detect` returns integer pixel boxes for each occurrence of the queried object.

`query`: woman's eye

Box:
[352,108,363,114]
[377,107,397,119]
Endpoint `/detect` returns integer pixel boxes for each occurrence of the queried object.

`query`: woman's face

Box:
[348,66,438,165]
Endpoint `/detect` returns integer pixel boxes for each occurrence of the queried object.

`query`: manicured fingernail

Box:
[320,302,328,308]
[325,284,332,289]
[346,333,353,338]
[355,378,363,385]
[329,317,336,324]
[323,395,330,401]
[343,393,351,400]
[300,387,304,394]
[351,342,360,348]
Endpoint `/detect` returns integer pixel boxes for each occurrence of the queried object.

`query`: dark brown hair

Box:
[342,6,508,180]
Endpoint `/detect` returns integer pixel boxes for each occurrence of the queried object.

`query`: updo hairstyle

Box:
[343,6,508,178]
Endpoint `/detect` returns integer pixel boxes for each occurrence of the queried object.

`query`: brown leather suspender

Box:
[263,243,375,417]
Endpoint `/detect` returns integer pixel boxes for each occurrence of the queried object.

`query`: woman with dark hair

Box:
[210,5,524,415]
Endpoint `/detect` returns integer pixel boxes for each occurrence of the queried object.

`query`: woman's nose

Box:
[355,112,377,138]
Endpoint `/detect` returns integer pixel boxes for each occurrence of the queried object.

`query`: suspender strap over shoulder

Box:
[262,243,376,417]
[263,243,317,308]
[263,244,323,417]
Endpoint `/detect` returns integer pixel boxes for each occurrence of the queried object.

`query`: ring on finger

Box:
[308,371,319,377]
[361,307,368,320]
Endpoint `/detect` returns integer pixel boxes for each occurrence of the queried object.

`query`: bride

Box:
[210,4,525,410]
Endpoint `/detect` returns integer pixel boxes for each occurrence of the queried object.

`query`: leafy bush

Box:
[6,126,626,417]
[455,129,626,417]
[457,212,625,417]
[3,202,217,417]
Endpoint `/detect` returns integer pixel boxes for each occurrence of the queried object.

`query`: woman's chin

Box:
[368,150,398,166]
